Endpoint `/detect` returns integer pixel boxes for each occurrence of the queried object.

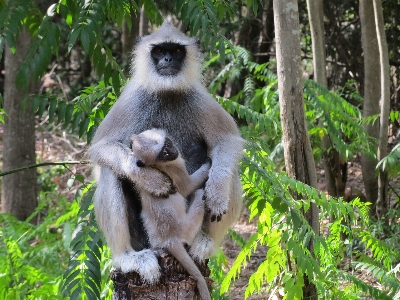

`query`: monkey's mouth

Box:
[158,67,180,76]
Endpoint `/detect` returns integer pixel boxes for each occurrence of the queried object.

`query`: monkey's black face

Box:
[151,43,186,76]
[157,137,179,161]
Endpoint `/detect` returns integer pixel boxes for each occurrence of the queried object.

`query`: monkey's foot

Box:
[189,232,216,262]
[116,249,161,284]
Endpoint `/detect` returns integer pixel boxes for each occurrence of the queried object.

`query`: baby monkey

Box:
[131,128,211,300]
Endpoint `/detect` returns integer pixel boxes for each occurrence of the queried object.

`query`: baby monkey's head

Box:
[131,128,179,168]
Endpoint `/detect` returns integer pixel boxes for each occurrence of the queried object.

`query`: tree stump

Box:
[111,251,213,299]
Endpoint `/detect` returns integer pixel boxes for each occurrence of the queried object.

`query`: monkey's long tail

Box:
[167,243,211,300]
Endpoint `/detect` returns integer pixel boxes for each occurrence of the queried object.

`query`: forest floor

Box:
[0,122,398,299]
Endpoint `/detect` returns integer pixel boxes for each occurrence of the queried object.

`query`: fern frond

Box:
[220,231,262,293]
[354,260,400,296]
[304,79,376,161]
[217,96,280,134]
[339,271,393,300]
[358,231,399,269]
[243,75,255,105]
[30,80,116,142]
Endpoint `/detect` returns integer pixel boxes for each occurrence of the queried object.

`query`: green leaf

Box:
[81,29,91,53]
[57,101,67,124]
[68,28,81,52]
[38,97,48,118]
[31,96,42,115]
[79,116,90,137]
[84,286,98,300]
[71,112,82,132]
[84,260,101,283]
[48,98,57,123]
[218,40,225,61]
[64,104,75,126]
[290,209,302,229]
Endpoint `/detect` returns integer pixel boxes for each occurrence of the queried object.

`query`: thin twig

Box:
[0,161,90,177]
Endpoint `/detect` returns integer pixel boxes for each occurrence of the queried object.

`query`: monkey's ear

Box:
[136,160,145,168]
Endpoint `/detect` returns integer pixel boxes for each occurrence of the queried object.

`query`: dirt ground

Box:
[1,122,397,299]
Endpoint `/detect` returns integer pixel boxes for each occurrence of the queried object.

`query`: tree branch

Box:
[0,161,90,177]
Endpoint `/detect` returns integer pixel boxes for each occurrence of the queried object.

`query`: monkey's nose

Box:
[164,57,172,62]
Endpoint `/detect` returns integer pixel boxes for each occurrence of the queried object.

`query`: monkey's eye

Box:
[153,48,163,55]
[174,48,181,54]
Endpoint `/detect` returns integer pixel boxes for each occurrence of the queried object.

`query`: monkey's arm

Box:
[198,95,245,221]
[181,160,211,198]
[205,135,243,220]
[89,140,175,197]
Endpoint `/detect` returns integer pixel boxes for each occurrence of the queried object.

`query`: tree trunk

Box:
[306,0,326,87]
[372,0,390,220]
[2,27,38,221]
[121,8,140,76]
[307,0,347,201]
[359,0,380,210]
[139,6,150,37]
[273,0,319,299]
[111,253,212,299]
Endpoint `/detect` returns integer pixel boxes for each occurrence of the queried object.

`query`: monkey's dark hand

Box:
[203,176,230,222]
[203,194,226,222]
[134,166,175,197]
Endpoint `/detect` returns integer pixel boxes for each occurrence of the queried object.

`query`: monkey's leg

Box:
[94,167,161,284]
[181,189,205,243]
[167,243,211,300]
[190,174,242,261]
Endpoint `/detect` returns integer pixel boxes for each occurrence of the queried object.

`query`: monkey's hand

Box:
[133,167,176,197]
[116,249,161,284]
[203,177,229,222]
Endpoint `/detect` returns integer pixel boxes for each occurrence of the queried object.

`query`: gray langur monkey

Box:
[88,19,244,284]
[131,128,211,300]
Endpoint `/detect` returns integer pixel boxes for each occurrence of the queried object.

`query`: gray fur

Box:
[88,19,244,284]
[131,128,211,300]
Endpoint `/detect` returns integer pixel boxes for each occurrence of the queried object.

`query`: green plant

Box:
[62,183,113,300]
[0,195,73,299]
[207,45,400,299]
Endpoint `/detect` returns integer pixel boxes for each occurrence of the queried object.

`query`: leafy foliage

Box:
[62,183,113,300]
[216,135,400,299]
[0,183,73,299]
[176,0,236,58]
[208,45,400,299]
[2,1,400,300]
[209,45,377,164]
[27,80,118,143]
[0,0,37,60]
